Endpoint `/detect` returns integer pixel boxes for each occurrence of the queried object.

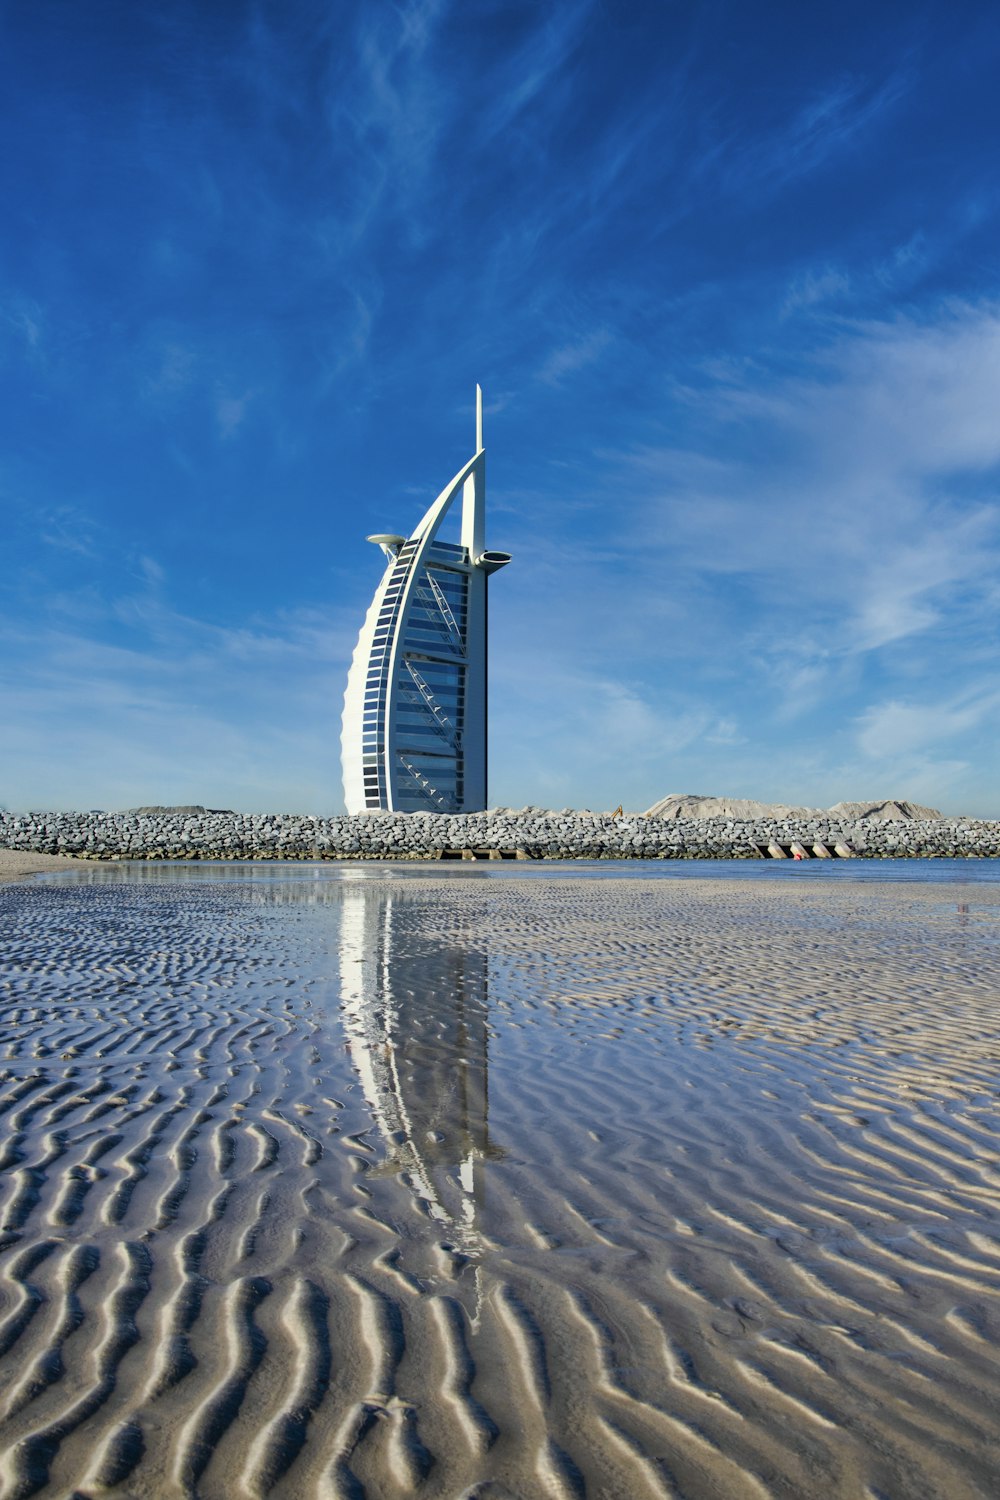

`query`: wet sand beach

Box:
[1,863,999,1498]
[0,851,87,883]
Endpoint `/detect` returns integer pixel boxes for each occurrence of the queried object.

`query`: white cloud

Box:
[610,302,1000,676]
[709,69,912,199]
[478,298,1000,813]
[216,388,255,439]
[144,340,198,399]
[537,329,612,386]
[781,266,851,317]
[36,505,100,559]
[2,296,44,358]
[0,585,359,813]
[856,688,1000,760]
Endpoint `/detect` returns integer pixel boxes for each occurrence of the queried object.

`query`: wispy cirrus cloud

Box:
[481,295,1000,812]
[708,68,914,201]
[537,329,612,386]
[844,683,1000,812]
[2,295,44,360]
[0,590,358,813]
[856,687,1000,760]
[781,266,852,317]
[610,301,1000,661]
[215,388,256,439]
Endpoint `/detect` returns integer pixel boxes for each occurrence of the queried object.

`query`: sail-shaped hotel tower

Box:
[341,388,510,813]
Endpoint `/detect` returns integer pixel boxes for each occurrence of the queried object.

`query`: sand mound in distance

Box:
[645,792,944,820]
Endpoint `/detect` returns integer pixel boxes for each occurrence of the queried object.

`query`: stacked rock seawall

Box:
[2,810,999,860]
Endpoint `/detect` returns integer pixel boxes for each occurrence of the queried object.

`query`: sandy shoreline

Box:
[1,867,999,1497]
[0,848,89,882]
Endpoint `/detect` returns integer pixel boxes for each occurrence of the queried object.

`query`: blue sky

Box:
[2,0,999,816]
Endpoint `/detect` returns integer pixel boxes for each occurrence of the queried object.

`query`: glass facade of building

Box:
[359,542,470,812]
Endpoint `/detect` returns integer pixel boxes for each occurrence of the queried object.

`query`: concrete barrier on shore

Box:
[2,810,999,861]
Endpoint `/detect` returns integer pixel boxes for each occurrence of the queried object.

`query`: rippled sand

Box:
[1,867,999,1498]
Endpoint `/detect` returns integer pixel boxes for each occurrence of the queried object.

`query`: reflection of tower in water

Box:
[338,884,493,1250]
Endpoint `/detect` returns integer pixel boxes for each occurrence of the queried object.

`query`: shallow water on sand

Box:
[1,866,999,1498]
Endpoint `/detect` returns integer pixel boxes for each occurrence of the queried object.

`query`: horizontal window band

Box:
[395,752,460,764]
[403,650,466,663]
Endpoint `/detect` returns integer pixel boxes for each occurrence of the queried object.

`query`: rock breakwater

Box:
[2,808,999,860]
